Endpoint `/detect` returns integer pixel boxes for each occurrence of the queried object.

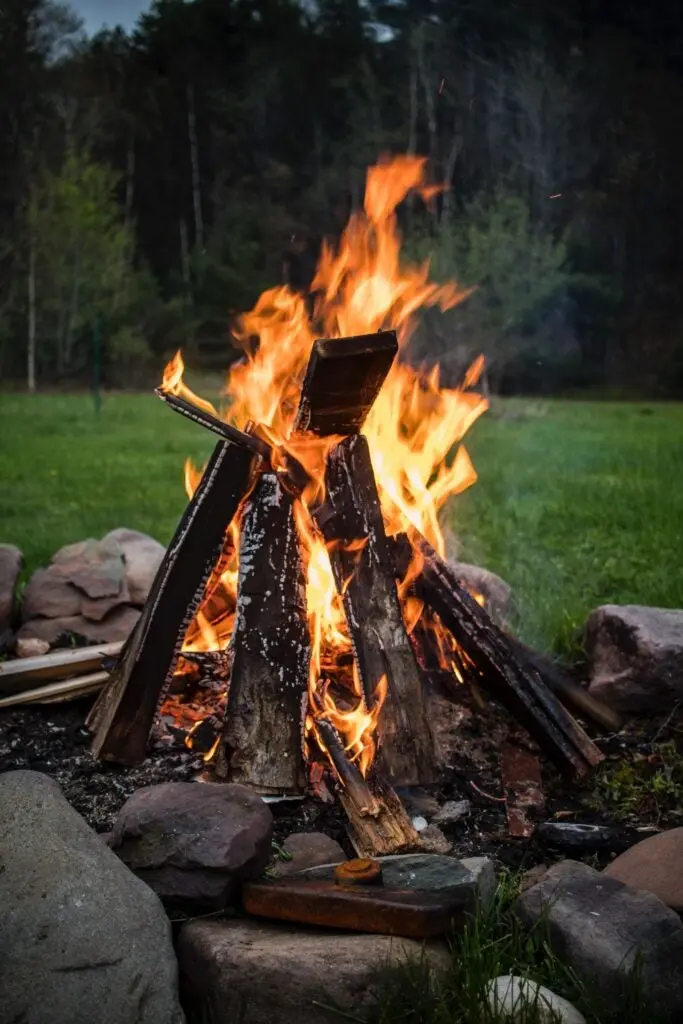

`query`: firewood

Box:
[392,533,604,777]
[0,671,109,708]
[87,440,254,765]
[294,331,398,436]
[340,780,421,859]
[0,642,122,696]
[214,473,310,793]
[315,434,437,787]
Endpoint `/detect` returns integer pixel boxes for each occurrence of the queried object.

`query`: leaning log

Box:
[88,440,254,764]
[294,331,398,437]
[214,473,310,794]
[393,533,603,777]
[315,434,437,787]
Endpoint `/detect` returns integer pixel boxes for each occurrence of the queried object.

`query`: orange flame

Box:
[160,153,488,780]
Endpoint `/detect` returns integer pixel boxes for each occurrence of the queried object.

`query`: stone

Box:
[433,798,471,825]
[103,528,165,605]
[419,823,452,854]
[586,604,683,712]
[516,859,683,1019]
[293,853,496,911]
[110,781,273,911]
[604,827,683,913]
[15,635,50,657]
[520,862,549,892]
[0,770,183,1024]
[17,604,141,644]
[177,917,449,1024]
[0,543,22,631]
[21,565,83,620]
[448,560,515,628]
[411,815,429,831]
[486,975,586,1023]
[395,786,441,820]
[272,832,346,878]
[51,537,126,598]
[536,821,617,852]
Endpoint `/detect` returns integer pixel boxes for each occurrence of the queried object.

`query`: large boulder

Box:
[110,782,274,911]
[604,827,683,913]
[103,528,165,605]
[586,604,683,712]
[0,770,183,1024]
[17,604,141,644]
[177,917,449,1024]
[0,543,22,632]
[516,860,683,1020]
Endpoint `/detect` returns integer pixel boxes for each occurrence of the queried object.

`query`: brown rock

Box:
[103,528,165,605]
[448,560,515,628]
[418,824,452,854]
[16,605,140,644]
[21,567,82,621]
[177,917,450,1024]
[273,832,346,878]
[110,782,274,911]
[51,537,125,599]
[15,637,51,658]
[604,828,683,913]
[0,544,22,631]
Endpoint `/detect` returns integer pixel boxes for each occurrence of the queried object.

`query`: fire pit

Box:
[85,156,607,857]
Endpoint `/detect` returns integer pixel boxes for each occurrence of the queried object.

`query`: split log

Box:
[214,472,310,793]
[0,671,109,708]
[315,434,437,787]
[0,641,121,696]
[294,331,398,436]
[340,780,421,858]
[393,533,603,777]
[87,440,254,764]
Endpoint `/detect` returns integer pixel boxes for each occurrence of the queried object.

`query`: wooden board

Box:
[87,440,254,764]
[294,331,398,436]
[214,473,310,793]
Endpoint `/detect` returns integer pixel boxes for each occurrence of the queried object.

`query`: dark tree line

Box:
[2,0,683,394]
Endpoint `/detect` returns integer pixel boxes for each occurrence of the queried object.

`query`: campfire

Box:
[87,156,605,857]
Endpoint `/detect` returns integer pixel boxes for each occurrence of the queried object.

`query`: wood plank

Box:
[0,642,122,696]
[294,331,398,436]
[0,671,109,708]
[315,435,437,787]
[214,473,310,793]
[87,440,254,765]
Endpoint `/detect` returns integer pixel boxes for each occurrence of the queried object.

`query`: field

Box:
[1,391,682,654]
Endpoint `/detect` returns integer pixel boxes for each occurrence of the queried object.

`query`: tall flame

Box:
[160,154,488,777]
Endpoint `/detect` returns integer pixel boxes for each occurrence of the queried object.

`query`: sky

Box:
[71,1,152,35]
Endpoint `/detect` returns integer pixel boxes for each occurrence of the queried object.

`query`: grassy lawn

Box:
[1,392,682,654]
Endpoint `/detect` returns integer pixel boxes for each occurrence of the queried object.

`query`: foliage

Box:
[588,742,683,823]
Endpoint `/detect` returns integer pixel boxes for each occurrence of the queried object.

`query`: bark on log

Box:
[0,641,122,696]
[87,440,254,764]
[294,331,398,436]
[394,534,603,777]
[214,473,310,793]
[316,434,437,786]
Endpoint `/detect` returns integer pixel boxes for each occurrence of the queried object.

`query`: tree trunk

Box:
[187,82,203,252]
[27,228,36,393]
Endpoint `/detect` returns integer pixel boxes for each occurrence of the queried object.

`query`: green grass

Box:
[1,393,682,653]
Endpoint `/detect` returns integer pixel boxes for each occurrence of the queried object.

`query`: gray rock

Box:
[177,917,449,1024]
[536,821,617,852]
[104,528,165,605]
[460,856,497,912]
[0,543,22,631]
[15,636,51,657]
[419,823,453,853]
[448,560,514,628]
[51,537,126,598]
[21,565,83,620]
[395,786,441,820]
[486,975,586,1023]
[272,832,346,878]
[110,781,273,910]
[586,604,683,712]
[433,799,471,825]
[0,770,183,1024]
[17,604,140,644]
[516,860,683,1020]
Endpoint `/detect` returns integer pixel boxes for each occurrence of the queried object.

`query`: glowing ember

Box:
[160,153,488,777]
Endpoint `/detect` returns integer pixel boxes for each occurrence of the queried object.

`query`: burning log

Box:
[214,472,310,794]
[392,534,604,777]
[315,434,437,787]
[87,440,254,764]
[294,330,399,436]
[0,641,121,696]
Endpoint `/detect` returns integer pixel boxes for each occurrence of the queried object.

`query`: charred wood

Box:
[87,440,254,764]
[316,434,437,786]
[214,473,310,793]
[393,533,603,777]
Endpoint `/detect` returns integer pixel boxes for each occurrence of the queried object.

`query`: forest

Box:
[2,0,683,396]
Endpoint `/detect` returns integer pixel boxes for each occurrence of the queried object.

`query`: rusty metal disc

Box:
[334,858,382,886]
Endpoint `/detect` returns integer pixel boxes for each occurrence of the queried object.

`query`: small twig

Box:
[311,1001,368,1023]
[651,701,682,747]
[469,780,506,803]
